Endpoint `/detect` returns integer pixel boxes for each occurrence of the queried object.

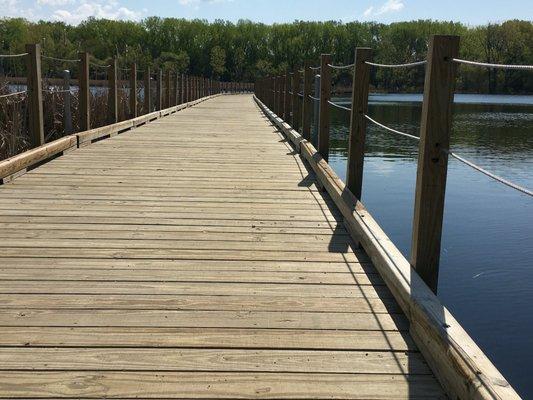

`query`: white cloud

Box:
[51,0,142,24]
[362,0,404,19]
[179,0,233,6]
[0,0,23,16]
[37,0,74,6]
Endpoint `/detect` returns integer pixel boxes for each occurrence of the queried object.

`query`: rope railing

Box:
[309,95,320,102]
[453,58,533,71]
[90,62,111,68]
[0,90,27,99]
[444,150,533,197]
[297,92,304,97]
[362,113,532,196]
[42,88,80,94]
[327,63,355,70]
[328,100,352,112]
[364,114,420,141]
[0,53,28,58]
[309,66,321,71]
[42,55,80,63]
[365,60,427,68]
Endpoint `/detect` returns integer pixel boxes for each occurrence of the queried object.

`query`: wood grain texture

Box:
[0,94,444,399]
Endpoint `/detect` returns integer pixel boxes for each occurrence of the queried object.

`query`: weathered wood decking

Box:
[0,95,445,398]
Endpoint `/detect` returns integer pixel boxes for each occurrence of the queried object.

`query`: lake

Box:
[312,93,533,397]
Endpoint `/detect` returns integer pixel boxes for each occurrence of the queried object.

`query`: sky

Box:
[1,0,532,26]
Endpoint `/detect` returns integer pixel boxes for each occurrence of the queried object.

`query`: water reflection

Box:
[328,94,533,397]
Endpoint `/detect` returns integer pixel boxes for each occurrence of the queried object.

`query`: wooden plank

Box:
[0,268,383,286]
[0,309,407,330]
[0,293,396,312]
[0,258,373,273]
[0,348,431,374]
[0,327,414,350]
[0,281,389,298]
[0,372,445,399]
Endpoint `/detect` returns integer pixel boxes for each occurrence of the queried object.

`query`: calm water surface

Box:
[319,94,533,397]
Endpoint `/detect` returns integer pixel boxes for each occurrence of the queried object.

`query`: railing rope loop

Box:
[365,60,427,68]
[452,58,533,70]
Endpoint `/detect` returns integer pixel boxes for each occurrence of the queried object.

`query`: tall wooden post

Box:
[62,70,72,135]
[144,67,151,114]
[272,77,277,113]
[301,61,313,140]
[174,73,179,106]
[156,68,163,111]
[78,51,90,132]
[181,74,186,104]
[130,63,137,118]
[291,68,301,131]
[346,48,372,200]
[277,75,284,117]
[108,58,118,124]
[283,71,291,120]
[165,70,171,109]
[411,35,460,293]
[318,54,332,161]
[26,44,44,147]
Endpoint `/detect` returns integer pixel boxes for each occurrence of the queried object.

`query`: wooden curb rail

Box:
[253,94,520,400]
[0,94,220,183]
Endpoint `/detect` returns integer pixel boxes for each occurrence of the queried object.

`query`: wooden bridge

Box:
[0,92,519,399]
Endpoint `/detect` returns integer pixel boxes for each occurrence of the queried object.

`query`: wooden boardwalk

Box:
[0,95,445,398]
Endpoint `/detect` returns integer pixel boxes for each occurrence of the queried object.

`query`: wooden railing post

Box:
[277,75,284,117]
[291,68,301,131]
[130,63,137,118]
[180,74,186,104]
[272,77,278,113]
[25,43,44,147]
[411,35,460,293]
[346,48,372,199]
[301,62,312,140]
[165,70,171,109]
[144,67,151,113]
[283,71,291,120]
[156,68,163,111]
[108,58,118,124]
[318,54,332,161]
[173,72,178,106]
[62,70,73,135]
[78,51,90,132]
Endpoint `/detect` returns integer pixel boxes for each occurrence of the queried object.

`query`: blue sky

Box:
[2,0,532,25]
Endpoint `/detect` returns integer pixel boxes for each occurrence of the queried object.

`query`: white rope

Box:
[42,55,80,63]
[42,88,79,94]
[297,92,304,97]
[365,60,427,69]
[0,53,28,58]
[364,114,420,141]
[91,62,111,68]
[0,90,27,99]
[328,100,352,112]
[309,66,321,71]
[309,95,320,102]
[443,150,533,197]
[453,58,533,71]
[365,111,532,196]
[327,63,355,70]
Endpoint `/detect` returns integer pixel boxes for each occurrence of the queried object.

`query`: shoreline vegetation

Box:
[0,18,531,94]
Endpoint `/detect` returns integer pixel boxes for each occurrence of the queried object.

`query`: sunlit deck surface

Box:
[0,95,445,398]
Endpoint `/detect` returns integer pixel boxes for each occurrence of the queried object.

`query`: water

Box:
[326,94,533,397]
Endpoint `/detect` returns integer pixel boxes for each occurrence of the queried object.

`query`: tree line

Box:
[0,17,531,93]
